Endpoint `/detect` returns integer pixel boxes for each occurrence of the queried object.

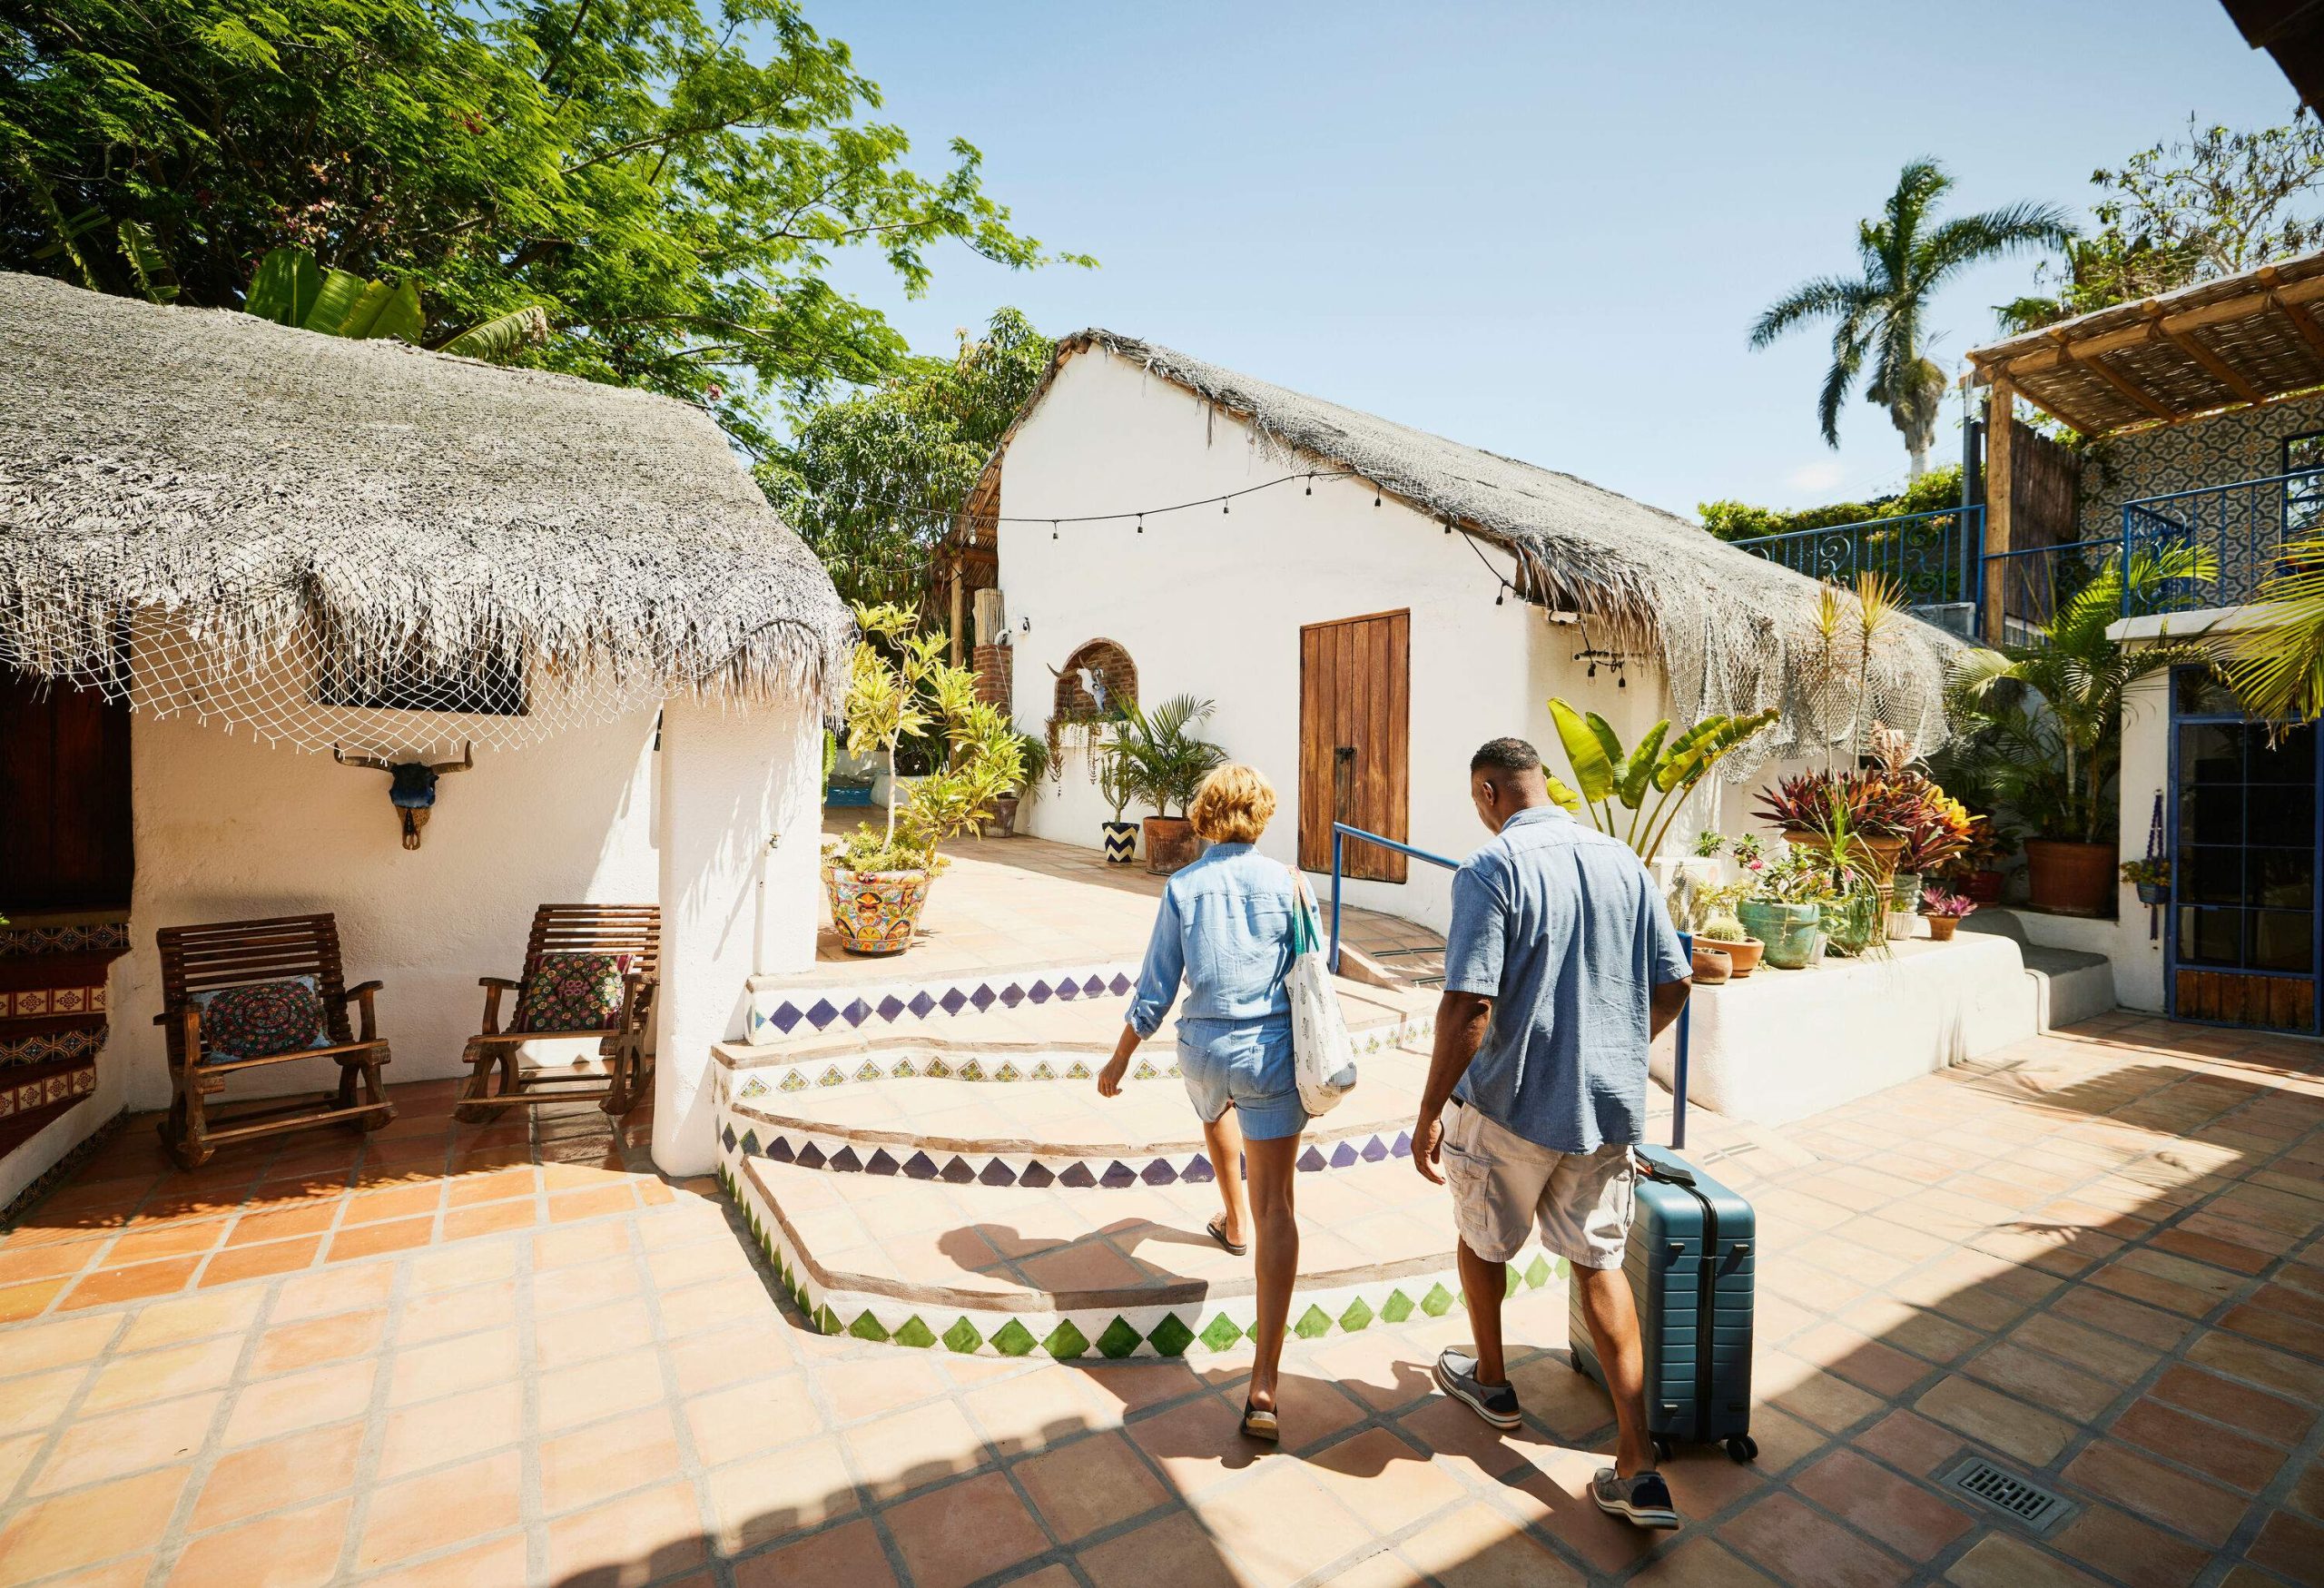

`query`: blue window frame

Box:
[2167,667,2319,1033]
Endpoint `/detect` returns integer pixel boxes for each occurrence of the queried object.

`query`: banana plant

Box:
[242,246,547,360]
[1544,700,1780,863]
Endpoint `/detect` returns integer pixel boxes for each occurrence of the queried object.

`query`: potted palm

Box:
[1113,694,1226,875]
[826,604,1022,954]
[1097,743,1139,863]
[1948,544,2215,916]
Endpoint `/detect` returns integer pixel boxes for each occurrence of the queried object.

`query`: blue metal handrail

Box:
[1976,535,2121,641]
[1328,822,1458,976]
[1727,503,1982,608]
[2118,466,2324,619]
[1324,820,1695,1149]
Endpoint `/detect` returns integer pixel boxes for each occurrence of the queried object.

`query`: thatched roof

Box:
[1966,251,2324,436]
[983,329,1963,763]
[0,271,851,739]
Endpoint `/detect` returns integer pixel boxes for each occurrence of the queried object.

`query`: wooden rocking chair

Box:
[456,904,659,1120]
[154,913,395,1171]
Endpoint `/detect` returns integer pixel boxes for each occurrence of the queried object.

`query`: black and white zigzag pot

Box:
[1101,822,1137,864]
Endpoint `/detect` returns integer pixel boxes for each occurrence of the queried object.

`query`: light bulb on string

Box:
[1222,497,1230,515]
[1051,521,1058,540]
[1305,475,1313,496]
[1136,513,1143,534]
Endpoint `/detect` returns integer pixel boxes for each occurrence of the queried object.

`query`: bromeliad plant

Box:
[832,603,1023,875]
[1543,702,1780,863]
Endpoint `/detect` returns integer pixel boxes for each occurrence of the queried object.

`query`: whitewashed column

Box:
[652,692,820,1174]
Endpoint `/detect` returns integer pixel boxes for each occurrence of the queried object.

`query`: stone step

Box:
[720,1137,1568,1362]
[721,1048,1432,1188]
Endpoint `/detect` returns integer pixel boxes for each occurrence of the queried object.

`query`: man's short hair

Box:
[1471,737,1542,774]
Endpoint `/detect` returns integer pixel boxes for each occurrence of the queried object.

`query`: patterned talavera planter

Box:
[824,865,930,955]
[1101,821,1137,864]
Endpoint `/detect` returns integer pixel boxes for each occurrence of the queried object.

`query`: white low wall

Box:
[1651,935,2039,1128]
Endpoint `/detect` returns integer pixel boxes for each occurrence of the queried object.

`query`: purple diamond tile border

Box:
[748,961,1143,1043]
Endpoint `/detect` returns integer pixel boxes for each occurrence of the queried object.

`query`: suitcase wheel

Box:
[1725,1434,1758,1464]
[1651,1434,1674,1464]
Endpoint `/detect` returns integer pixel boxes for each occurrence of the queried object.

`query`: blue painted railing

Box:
[1325,820,1696,1149]
[1727,503,1982,608]
[2119,467,2324,618]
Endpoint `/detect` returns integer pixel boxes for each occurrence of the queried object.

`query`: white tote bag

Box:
[1284,868,1359,1116]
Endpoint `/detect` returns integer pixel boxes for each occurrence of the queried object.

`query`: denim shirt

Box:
[1126,843,1296,1040]
[1442,805,1691,1153]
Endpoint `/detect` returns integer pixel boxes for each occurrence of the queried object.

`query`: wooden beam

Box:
[2056,329,2182,422]
[2273,291,2324,362]
[2007,381,2112,439]
[2154,312,2269,405]
[1974,271,2324,377]
[1983,380,2014,647]
[948,553,965,666]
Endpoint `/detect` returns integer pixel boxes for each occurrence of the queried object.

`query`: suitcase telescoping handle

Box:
[1671,932,1693,1152]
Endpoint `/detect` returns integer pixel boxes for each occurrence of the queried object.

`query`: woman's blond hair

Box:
[1187,763,1276,844]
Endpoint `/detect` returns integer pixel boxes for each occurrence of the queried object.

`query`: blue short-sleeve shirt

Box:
[1442,804,1691,1153]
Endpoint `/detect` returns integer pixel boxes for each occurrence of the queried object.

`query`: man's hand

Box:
[1413,1108,1445,1185]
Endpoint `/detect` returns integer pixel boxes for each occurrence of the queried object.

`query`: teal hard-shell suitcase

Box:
[1568,1143,1758,1463]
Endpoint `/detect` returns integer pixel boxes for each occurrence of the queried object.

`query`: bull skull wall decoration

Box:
[332,743,473,849]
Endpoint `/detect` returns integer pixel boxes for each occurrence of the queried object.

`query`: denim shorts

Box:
[1177,1016,1306,1141]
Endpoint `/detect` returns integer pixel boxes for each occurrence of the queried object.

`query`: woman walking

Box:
[1098,764,1305,1440]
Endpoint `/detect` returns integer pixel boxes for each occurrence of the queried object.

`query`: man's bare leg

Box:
[1454,1238,1509,1384]
[1574,1261,1654,1476]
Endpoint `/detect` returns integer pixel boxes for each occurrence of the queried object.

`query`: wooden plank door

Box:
[1298,610,1409,881]
[0,673,133,912]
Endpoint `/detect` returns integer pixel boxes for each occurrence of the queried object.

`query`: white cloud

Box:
[1785,461,1846,492]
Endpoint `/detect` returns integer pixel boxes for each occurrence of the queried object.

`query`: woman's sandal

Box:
[1206,1214,1248,1257]
[1239,1400,1280,1442]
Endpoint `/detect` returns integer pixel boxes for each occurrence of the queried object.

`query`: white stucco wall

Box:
[98,645,823,1182]
[996,349,1709,932]
[113,686,665,1112]
[653,692,822,1175]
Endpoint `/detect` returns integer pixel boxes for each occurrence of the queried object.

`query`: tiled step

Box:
[742,958,1141,1045]
[719,1139,1568,1361]
[721,1048,1433,1188]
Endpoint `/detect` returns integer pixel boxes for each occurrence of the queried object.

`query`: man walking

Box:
[1413,737,1692,1529]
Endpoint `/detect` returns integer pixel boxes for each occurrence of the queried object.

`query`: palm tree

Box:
[2221,532,2324,722]
[1751,161,2073,479]
[1947,544,2216,843]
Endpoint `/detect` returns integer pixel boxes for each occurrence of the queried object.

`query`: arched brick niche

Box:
[1051,639,1137,719]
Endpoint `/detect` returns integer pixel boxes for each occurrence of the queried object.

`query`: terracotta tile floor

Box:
[0,1012,2319,1587]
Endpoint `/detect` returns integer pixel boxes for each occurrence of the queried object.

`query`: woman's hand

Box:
[1097,1023,1141,1100]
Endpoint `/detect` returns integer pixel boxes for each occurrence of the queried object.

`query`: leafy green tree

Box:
[759,307,1052,607]
[1751,161,2072,479]
[1698,465,1964,542]
[0,0,1086,454]
[1999,112,2324,333]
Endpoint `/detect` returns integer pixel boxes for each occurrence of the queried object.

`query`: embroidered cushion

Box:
[192,976,327,1062]
[517,952,633,1032]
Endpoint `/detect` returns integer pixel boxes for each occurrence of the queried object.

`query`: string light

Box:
[1050,521,1058,540]
[1222,498,1229,515]
[1305,475,1313,496]
[1136,514,1143,534]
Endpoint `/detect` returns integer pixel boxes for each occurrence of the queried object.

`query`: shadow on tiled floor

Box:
[0,1013,2319,1587]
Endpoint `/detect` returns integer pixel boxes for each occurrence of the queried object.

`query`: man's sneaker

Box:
[1433,1348,1521,1429]
[1591,1467,1679,1529]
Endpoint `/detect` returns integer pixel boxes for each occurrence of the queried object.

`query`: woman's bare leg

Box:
[1201,1105,1250,1248]
[1241,1131,1303,1414]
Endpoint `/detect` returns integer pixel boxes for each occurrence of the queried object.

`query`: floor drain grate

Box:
[1945,1457,2073,1533]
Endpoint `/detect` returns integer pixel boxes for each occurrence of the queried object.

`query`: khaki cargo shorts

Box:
[1438,1101,1637,1270]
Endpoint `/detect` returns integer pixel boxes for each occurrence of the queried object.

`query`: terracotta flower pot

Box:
[1691,944,1732,983]
[1143,815,1202,875]
[1926,914,1960,942]
[980,794,1020,839]
[1101,820,1137,864]
[1784,828,1905,878]
[1965,869,2004,904]
[1696,935,1763,978]
[823,865,930,955]
[2024,839,2115,918]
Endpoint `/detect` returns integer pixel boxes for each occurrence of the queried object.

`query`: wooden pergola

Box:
[1964,249,2324,641]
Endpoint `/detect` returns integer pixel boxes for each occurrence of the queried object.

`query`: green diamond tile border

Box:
[1146,1313,1196,1357]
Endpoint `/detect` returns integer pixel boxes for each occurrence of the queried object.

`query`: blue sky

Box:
[815,2,2289,520]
